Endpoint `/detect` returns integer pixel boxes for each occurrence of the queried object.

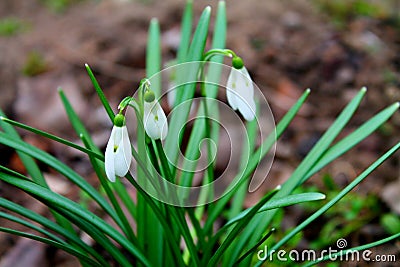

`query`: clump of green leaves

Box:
[314,0,396,28]
[293,175,382,249]
[0,17,29,37]
[41,0,85,13]
[381,214,400,235]
[22,51,48,76]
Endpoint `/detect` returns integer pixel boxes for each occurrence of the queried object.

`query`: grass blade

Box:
[255,141,400,266]
[59,88,99,152]
[203,89,311,234]
[0,111,75,234]
[177,0,193,63]
[0,117,102,160]
[0,227,101,266]
[0,133,120,227]
[305,102,400,180]
[225,192,326,228]
[0,197,106,265]
[80,134,137,244]
[164,6,211,166]
[206,189,279,266]
[147,18,161,97]
[226,88,367,265]
[0,172,150,266]
[85,64,115,121]
[304,232,400,266]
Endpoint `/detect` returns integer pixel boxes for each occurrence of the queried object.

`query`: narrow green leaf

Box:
[0,110,45,185]
[206,189,279,267]
[125,174,186,266]
[60,90,137,226]
[0,173,150,266]
[0,227,101,266]
[304,232,400,267]
[177,0,193,63]
[0,111,75,234]
[80,134,137,244]
[164,6,211,166]
[179,0,226,188]
[145,18,165,267]
[235,228,276,265]
[0,117,102,160]
[85,63,115,121]
[279,88,366,194]
[1,117,137,223]
[0,211,65,243]
[0,197,106,265]
[225,192,326,228]
[305,102,400,180]
[255,141,400,267]
[0,133,120,227]
[226,88,367,266]
[59,88,99,153]
[203,89,311,234]
[228,103,259,219]
[146,18,161,97]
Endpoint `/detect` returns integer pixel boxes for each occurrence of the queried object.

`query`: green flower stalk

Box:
[104,113,132,182]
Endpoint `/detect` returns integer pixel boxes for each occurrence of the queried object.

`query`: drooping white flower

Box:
[143,90,168,140]
[226,57,256,121]
[105,114,132,182]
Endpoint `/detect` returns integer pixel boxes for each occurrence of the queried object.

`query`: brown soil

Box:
[0,0,399,266]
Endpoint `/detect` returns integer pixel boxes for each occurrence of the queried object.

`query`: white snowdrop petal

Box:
[238,97,256,121]
[104,127,117,182]
[114,126,131,177]
[144,100,169,140]
[156,102,168,140]
[121,125,132,173]
[226,66,256,121]
[144,102,160,139]
[226,68,239,110]
[104,124,132,182]
[237,67,256,121]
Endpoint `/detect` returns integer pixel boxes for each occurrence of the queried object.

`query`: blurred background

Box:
[0,0,399,266]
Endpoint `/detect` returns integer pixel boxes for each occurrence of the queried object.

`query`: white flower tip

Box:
[107,174,116,183]
[0,116,5,121]
[361,86,367,92]
[242,109,256,121]
[275,185,282,190]
[305,88,311,93]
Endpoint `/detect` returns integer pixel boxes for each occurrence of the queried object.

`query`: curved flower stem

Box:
[202,48,237,62]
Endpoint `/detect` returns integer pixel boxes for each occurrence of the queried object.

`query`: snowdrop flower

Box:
[143,90,168,140]
[226,56,256,121]
[105,114,132,182]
